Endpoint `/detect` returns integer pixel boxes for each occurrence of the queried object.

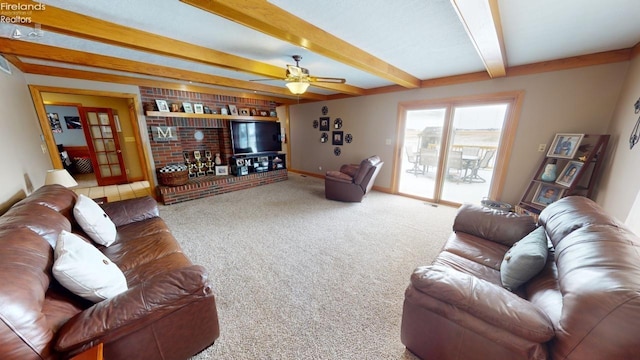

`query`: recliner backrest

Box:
[353,156,383,192]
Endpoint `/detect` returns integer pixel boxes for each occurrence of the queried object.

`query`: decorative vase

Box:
[214,153,222,165]
[541,160,558,181]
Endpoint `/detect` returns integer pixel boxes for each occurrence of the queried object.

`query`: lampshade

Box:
[286,81,310,95]
[45,169,78,188]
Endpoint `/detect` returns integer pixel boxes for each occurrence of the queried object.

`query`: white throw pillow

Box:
[73,194,117,246]
[53,230,128,302]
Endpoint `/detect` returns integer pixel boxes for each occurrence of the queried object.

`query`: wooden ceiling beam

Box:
[6,0,363,96]
[18,63,304,104]
[450,0,507,78]
[181,0,421,89]
[0,38,328,100]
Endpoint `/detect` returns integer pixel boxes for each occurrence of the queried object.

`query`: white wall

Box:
[0,63,52,212]
[597,55,640,220]
[289,62,628,205]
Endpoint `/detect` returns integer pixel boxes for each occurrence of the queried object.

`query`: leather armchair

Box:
[325,155,383,202]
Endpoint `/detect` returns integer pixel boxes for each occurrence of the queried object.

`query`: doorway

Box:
[395,92,523,206]
[30,85,154,190]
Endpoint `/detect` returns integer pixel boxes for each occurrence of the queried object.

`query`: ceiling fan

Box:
[253,55,346,94]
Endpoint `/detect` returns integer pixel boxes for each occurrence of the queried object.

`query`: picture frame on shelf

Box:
[532,184,564,207]
[155,99,170,112]
[270,110,277,117]
[250,108,258,116]
[182,102,194,113]
[556,160,584,187]
[215,166,229,176]
[260,110,268,117]
[170,103,181,112]
[228,104,238,116]
[319,117,330,131]
[239,108,250,116]
[547,133,584,159]
[194,103,204,114]
[221,107,228,115]
[332,131,344,145]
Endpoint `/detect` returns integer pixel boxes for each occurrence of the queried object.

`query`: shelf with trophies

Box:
[183,150,229,178]
[230,153,286,176]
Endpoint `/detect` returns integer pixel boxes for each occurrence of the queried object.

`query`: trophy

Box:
[205,151,215,175]
[183,151,196,178]
[194,150,205,177]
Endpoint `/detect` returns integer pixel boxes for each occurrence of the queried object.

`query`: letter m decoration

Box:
[151,126,178,141]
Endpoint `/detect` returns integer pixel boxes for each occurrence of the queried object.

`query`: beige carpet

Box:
[159,174,458,360]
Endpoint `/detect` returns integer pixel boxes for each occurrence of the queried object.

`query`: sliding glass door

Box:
[396,93,522,206]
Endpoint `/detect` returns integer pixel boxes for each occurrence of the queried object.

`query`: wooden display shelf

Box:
[145,111,278,121]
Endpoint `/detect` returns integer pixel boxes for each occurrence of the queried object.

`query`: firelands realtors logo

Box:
[0,2,45,23]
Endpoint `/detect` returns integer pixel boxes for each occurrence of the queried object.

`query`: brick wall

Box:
[140,86,284,204]
[139,86,277,168]
[158,169,288,205]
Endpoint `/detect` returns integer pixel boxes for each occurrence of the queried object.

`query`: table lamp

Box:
[44,169,78,188]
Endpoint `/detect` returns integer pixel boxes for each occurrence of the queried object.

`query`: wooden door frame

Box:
[393,90,524,204]
[29,85,155,190]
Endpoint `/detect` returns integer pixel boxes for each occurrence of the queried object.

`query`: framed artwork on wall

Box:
[332,131,343,145]
[319,117,330,131]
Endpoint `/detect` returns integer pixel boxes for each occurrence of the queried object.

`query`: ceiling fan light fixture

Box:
[286,81,310,95]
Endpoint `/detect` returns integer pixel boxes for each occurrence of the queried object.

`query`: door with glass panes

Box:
[79,107,127,186]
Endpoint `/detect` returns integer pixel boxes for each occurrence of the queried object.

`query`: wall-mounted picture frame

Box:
[319,117,330,131]
[556,160,584,187]
[194,103,204,114]
[155,99,170,112]
[332,131,344,145]
[182,102,194,113]
[547,133,584,159]
[64,116,82,129]
[47,113,62,133]
[215,166,229,176]
[532,183,564,207]
[239,108,250,116]
[228,104,238,116]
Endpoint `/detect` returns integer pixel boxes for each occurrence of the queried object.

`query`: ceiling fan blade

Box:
[310,76,346,84]
[250,78,280,82]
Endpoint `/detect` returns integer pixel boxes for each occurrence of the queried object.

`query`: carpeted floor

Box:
[159,174,458,360]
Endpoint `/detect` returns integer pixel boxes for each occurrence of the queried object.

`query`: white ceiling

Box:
[1,0,639,99]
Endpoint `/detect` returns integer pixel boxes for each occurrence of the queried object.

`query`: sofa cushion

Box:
[500,227,548,291]
[73,194,117,246]
[53,231,128,302]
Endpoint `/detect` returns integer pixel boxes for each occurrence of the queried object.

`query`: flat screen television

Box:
[230,120,282,155]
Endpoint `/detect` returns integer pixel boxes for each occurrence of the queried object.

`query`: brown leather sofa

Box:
[0,185,219,360]
[401,196,640,359]
[325,155,383,202]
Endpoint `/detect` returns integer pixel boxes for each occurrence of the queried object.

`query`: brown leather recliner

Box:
[325,155,383,202]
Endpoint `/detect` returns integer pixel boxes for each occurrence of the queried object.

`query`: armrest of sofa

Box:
[453,204,537,246]
[100,196,159,227]
[55,265,213,352]
[409,265,554,343]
